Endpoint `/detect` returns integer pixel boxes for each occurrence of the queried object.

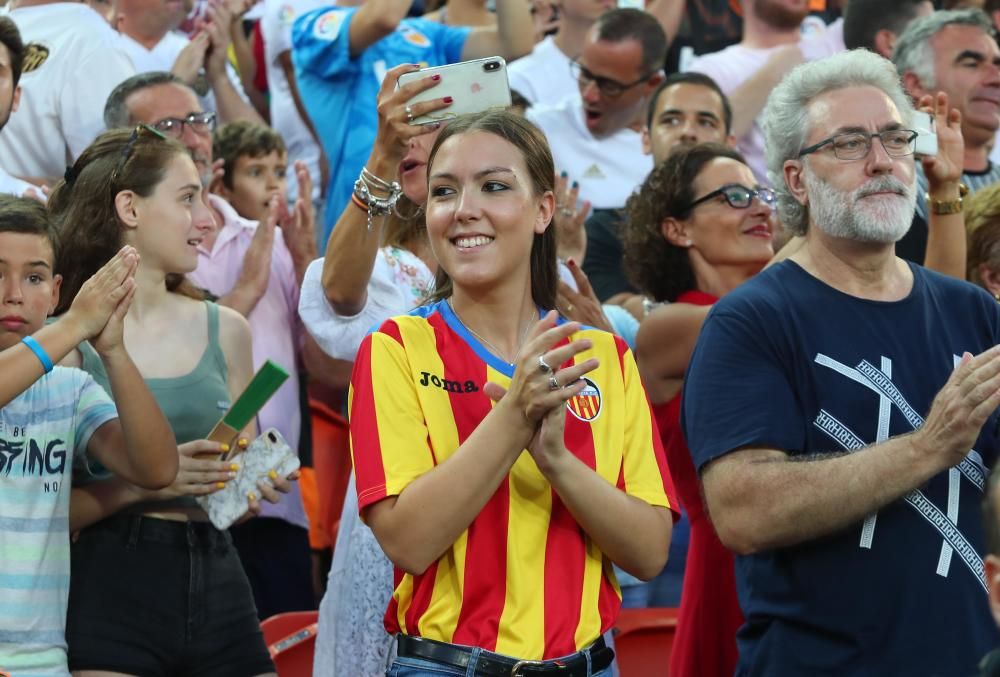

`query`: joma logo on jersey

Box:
[419,371,479,393]
[567,378,602,421]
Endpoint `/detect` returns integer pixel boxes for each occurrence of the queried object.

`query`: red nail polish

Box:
[444,96,454,103]
[432,74,441,81]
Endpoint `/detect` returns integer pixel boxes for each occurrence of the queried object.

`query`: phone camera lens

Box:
[484,61,499,71]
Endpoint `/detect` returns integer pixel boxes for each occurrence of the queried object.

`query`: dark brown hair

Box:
[49,127,205,314]
[424,110,557,309]
[0,194,59,262]
[212,121,287,190]
[0,16,24,88]
[623,142,745,302]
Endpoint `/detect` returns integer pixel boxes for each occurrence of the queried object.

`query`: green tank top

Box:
[78,301,232,512]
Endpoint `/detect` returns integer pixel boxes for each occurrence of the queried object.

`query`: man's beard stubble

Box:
[805,172,917,244]
[754,0,809,31]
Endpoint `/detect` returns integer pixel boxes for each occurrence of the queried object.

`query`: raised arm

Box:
[349,0,413,56]
[646,0,686,44]
[920,92,967,279]
[701,345,1000,555]
[460,0,535,61]
[321,64,449,316]
[1,247,138,408]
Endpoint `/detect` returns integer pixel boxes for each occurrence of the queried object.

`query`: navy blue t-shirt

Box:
[682,260,1000,676]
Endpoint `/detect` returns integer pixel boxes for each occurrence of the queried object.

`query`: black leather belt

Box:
[396,635,614,676]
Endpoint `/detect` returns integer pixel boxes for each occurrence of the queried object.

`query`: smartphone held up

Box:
[396,57,512,125]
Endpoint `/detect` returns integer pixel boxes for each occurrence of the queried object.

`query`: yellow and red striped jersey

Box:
[349,300,677,660]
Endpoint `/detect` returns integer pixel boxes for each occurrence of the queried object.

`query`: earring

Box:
[685,239,693,247]
[994,292,1000,303]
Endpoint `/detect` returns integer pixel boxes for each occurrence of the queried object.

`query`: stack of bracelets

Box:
[352,166,403,231]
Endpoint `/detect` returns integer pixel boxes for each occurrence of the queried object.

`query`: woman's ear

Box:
[114,190,141,230]
[661,216,692,248]
[535,190,556,235]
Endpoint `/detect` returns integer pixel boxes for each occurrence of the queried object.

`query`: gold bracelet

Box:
[927,182,969,215]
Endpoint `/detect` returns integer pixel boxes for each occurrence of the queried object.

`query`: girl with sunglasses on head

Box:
[623,142,774,677]
[348,109,677,677]
[48,126,285,677]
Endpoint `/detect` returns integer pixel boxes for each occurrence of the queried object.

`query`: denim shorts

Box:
[66,514,275,677]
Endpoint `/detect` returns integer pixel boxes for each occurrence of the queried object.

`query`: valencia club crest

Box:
[567,378,602,422]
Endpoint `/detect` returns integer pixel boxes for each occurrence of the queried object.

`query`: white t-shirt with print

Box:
[0,367,117,677]
[260,0,327,202]
[507,36,578,108]
[527,95,652,209]
[0,3,136,180]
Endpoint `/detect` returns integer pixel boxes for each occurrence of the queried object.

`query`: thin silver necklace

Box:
[448,299,534,366]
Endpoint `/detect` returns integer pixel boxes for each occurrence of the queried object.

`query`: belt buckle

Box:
[510,658,563,676]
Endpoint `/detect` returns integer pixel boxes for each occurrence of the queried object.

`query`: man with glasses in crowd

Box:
[892,9,1000,266]
[526,8,665,211]
[682,48,1000,675]
[101,71,322,618]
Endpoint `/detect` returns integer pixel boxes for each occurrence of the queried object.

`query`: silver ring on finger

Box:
[560,208,574,217]
[405,104,414,122]
[538,354,553,373]
[549,375,561,390]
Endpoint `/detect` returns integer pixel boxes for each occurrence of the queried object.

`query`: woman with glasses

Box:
[47,127,280,677]
[622,142,774,677]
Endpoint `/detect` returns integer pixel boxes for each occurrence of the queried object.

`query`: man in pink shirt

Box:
[103,71,321,617]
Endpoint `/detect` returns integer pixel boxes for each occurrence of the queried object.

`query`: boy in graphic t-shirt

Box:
[0,196,178,677]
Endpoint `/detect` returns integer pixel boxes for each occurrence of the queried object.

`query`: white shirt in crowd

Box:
[688,23,843,185]
[507,36,578,107]
[0,3,135,180]
[117,31,190,74]
[116,29,250,115]
[527,94,652,209]
[0,167,44,200]
[260,0,327,202]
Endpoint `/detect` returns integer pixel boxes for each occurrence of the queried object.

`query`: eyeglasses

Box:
[569,60,653,98]
[151,111,217,139]
[685,183,777,213]
[798,129,918,161]
[111,124,167,186]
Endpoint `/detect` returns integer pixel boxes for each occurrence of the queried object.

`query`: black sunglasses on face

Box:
[569,60,653,98]
[685,183,777,213]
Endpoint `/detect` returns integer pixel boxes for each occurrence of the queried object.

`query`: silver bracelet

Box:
[353,171,402,232]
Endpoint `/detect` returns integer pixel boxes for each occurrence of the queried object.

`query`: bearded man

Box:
[682,48,1000,675]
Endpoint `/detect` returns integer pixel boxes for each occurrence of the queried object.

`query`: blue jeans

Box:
[387,654,613,676]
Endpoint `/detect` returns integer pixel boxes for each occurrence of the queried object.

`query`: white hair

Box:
[892,8,994,90]
[761,49,916,235]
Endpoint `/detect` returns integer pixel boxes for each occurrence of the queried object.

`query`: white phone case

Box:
[396,56,512,124]
[196,428,301,530]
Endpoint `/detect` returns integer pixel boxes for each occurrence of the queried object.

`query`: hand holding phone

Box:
[396,57,512,125]
[912,110,938,157]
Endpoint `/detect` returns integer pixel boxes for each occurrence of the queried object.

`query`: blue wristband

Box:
[22,336,54,373]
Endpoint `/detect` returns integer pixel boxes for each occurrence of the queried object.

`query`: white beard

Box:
[806,172,917,244]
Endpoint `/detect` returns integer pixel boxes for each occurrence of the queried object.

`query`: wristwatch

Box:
[927,182,969,215]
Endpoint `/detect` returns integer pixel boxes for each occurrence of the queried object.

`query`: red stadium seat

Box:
[261,610,319,677]
[613,607,680,677]
[308,398,352,550]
